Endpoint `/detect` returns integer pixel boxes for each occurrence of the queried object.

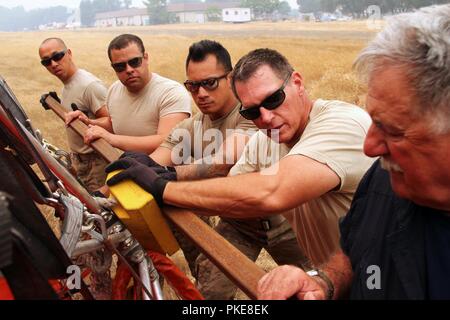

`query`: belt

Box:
[222,215,286,232]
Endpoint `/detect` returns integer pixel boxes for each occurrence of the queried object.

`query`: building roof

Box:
[95,8,147,20]
[167,2,241,13]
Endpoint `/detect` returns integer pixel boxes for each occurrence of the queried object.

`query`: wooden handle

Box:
[44,95,266,299]
[44,96,121,163]
[164,206,266,299]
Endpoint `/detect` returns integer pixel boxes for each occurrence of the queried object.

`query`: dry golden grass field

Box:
[0,20,378,299]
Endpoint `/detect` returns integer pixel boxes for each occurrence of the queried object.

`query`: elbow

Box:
[262,194,287,214]
[257,179,286,214]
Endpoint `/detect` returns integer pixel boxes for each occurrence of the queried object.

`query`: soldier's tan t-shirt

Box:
[229,99,376,265]
[160,104,257,164]
[107,73,192,137]
[61,69,107,154]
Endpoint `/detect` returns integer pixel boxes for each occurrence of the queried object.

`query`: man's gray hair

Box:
[354,5,450,133]
[231,48,294,100]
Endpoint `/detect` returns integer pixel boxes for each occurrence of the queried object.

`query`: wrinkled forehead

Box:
[235,65,283,99]
[367,66,421,116]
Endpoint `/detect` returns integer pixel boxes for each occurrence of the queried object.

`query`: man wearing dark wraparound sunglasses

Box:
[82,34,191,154]
[106,48,375,293]
[38,38,110,193]
[238,73,291,121]
[131,40,305,300]
[39,37,111,300]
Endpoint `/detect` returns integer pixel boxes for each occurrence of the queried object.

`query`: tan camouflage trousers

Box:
[172,216,312,300]
[170,215,215,278]
[71,152,108,193]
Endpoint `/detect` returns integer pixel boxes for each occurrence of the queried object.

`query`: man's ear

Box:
[144,52,149,61]
[226,72,232,87]
[292,71,305,96]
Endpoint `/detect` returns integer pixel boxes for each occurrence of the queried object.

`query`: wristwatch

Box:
[306,269,334,300]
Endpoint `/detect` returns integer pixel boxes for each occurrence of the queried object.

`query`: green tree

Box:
[278,1,292,15]
[123,0,133,8]
[170,0,202,2]
[205,6,222,21]
[297,0,321,12]
[79,0,123,26]
[80,0,95,26]
[241,0,281,18]
[144,0,171,25]
[92,0,122,12]
[0,6,26,31]
[0,5,70,31]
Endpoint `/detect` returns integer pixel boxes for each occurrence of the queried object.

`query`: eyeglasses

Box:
[111,57,143,73]
[184,73,229,93]
[40,50,67,67]
[239,74,291,120]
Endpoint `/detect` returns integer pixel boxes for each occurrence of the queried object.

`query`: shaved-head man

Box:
[39,38,109,192]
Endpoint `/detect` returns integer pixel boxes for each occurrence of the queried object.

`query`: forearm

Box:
[175,163,233,181]
[163,172,279,218]
[107,134,164,154]
[89,116,113,132]
[320,250,353,299]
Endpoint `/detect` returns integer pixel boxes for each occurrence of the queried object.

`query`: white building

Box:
[95,8,149,27]
[93,3,242,27]
[222,7,251,23]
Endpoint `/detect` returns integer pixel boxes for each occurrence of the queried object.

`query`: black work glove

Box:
[40,91,61,110]
[120,150,177,181]
[151,165,177,181]
[105,158,169,207]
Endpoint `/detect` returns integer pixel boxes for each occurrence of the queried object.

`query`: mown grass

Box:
[0,20,373,149]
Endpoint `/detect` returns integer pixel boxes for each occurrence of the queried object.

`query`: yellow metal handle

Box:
[107,170,179,255]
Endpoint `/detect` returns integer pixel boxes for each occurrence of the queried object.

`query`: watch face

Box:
[306,270,318,277]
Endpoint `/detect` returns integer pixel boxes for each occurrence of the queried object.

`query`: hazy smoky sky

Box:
[0,0,299,11]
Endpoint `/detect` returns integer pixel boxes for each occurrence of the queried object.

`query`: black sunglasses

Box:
[111,57,143,73]
[239,74,291,120]
[40,50,67,67]
[184,73,229,93]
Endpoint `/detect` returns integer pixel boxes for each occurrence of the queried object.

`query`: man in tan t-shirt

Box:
[39,37,109,192]
[114,42,314,300]
[106,48,376,298]
[83,34,191,153]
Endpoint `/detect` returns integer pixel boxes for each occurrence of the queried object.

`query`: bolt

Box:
[100,211,112,222]
[122,238,134,248]
[132,250,145,263]
[111,224,123,234]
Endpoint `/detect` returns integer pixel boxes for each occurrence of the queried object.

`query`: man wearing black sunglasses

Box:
[83,34,191,154]
[107,47,376,273]
[38,38,110,193]
[128,40,304,300]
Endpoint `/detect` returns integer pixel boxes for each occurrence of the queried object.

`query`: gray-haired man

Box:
[258,5,450,300]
